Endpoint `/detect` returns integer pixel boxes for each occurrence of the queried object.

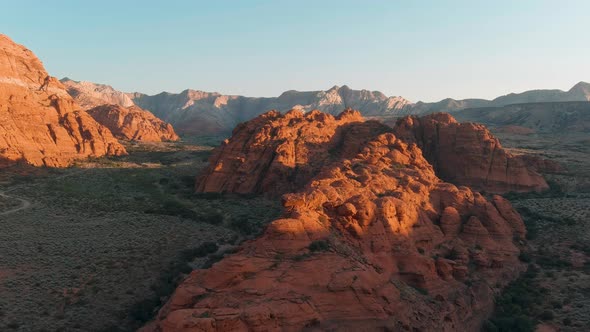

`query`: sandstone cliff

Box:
[392,113,549,193]
[146,110,527,332]
[196,109,392,195]
[87,104,179,142]
[0,34,126,167]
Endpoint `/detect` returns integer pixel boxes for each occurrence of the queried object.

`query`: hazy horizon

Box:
[3,0,589,102]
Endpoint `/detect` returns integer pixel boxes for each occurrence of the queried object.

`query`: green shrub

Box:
[489,265,544,332]
[180,242,219,261]
[412,286,429,295]
[539,310,554,321]
[482,320,499,332]
[518,252,532,263]
[229,215,258,235]
[202,212,224,225]
[145,199,199,220]
[308,240,330,252]
[491,316,534,332]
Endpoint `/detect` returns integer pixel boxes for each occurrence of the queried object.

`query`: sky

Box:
[2,0,589,102]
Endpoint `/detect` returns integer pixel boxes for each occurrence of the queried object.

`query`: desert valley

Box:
[0,25,589,332]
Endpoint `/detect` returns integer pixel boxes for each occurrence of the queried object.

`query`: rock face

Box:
[87,104,179,142]
[0,34,126,167]
[61,78,135,109]
[196,109,392,195]
[60,76,588,137]
[130,81,590,136]
[130,85,411,136]
[146,110,527,332]
[392,113,549,193]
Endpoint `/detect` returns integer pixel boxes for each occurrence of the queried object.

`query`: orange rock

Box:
[0,34,126,167]
[148,111,527,332]
[196,109,392,195]
[392,113,549,193]
[87,104,179,142]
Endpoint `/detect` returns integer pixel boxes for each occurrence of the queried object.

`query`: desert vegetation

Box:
[0,140,280,331]
[485,130,590,332]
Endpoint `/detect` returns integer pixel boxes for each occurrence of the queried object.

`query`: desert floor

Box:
[0,139,280,331]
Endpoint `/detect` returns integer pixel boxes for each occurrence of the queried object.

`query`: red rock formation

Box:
[517,154,563,174]
[0,34,126,167]
[87,104,179,142]
[392,113,549,193]
[196,109,393,195]
[146,111,527,332]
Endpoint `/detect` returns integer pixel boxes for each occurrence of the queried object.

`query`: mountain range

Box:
[61,80,590,136]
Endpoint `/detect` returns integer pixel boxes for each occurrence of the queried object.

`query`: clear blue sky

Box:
[2,0,589,101]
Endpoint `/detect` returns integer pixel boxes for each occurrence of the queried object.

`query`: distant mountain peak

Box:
[569,81,590,91]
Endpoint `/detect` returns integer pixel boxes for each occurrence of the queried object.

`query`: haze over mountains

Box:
[62,78,590,136]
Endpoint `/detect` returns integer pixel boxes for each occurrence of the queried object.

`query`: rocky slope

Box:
[61,78,135,109]
[492,81,590,105]
[0,34,126,167]
[130,85,411,136]
[65,78,589,136]
[145,110,527,332]
[453,102,590,133]
[196,109,392,195]
[87,104,179,142]
[392,113,549,193]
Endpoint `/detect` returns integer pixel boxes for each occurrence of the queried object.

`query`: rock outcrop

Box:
[196,109,392,195]
[61,78,135,109]
[87,104,179,142]
[146,110,527,332]
[0,34,126,167]
[392,113,549,193]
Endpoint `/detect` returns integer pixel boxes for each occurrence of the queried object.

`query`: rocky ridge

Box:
[129,82,590,136]
[196,109,392,195]
[0,34,126,167]
[454,101,590,133]
[87,104,179,142]
[63,76,590,136]
[61,78,135,109]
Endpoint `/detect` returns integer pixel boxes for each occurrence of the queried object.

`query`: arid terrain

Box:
[1,27,589,332]
[0,139,280,331]
[484,130,590,331]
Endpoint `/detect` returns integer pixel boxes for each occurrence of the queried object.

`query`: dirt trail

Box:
[0,191,31,216]
[0,169,89,216]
